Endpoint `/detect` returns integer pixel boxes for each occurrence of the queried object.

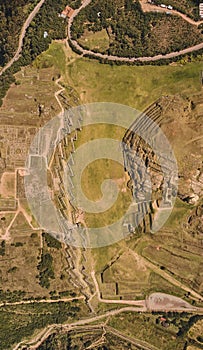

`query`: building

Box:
[60,5,75,18]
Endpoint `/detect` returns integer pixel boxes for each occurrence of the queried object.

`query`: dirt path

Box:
[0,0,46,77]
[14,306,148,349]
[55,76,65,114]
[106,326,159,350]
[0,296,85,308]
[13,297,203,350]
[68,0,203,63]
[1,199,41,241]
[139,0,203,26]
[129,249,203,302]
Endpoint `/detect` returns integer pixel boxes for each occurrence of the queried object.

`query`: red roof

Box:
[160,317,166,322]
[62,6,74,18]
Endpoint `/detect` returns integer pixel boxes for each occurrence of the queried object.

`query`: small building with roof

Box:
[60,5,74,19]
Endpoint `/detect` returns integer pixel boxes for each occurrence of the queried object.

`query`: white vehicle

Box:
[168,5,173,10]
[160,4,167,8]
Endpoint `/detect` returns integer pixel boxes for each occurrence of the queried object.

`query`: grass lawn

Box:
[67,57,203,111]
[34,41,67,75]
[78,29,110,52]
[163,197,193,229]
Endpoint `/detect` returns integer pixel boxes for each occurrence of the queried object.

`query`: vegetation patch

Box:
[37,250,55,289]
[78,28,110,52]
[108,311,186,350]
[153,0,200,21]
[42,232,62,250]
[0,301,84,350]
[67,55,203,111]
[72,0,203,58]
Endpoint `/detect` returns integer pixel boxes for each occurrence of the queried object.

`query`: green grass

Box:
[82,159,126,201]
[108,312,185,350]
[34,42,67,75]
[73,123,132,228]
[67,57,203,110]
[33,41,203,113]
[148,272,187,298]
[164,197,193,228]
[78,29,110,52]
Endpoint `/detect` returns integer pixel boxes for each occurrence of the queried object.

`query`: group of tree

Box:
[0,301,81,349]
[37,250,55,288]
[42,232,62,249]
[71,0,203,59]
[0,0,68,106]
[0,0,36,67]
[0,240,5,256]
[153,0,199,21]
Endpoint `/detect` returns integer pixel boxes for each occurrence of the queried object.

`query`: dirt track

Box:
[68,0,203,63]
[0,0,45,77]
[139,0,203,26]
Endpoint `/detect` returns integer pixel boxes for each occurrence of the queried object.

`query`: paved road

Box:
[68,0,203,63]
[0,0,45,77]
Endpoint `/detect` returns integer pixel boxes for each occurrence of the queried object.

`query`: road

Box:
[0,0,46,77]
[9,260,203,349]
[13,306,152,349]
[68,0,203,63]
[13,297,203,350]
[139,0,203,26]
[2,0,203,78]
[0,296,85,308]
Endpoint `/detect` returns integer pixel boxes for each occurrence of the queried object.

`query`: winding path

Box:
[139,0,203,27]
[68,0,203,63]
[0,0,45,77]
[2,0,203,77]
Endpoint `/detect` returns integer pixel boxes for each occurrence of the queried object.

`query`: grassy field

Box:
[73,123,132,228]
[1,39,203,350]
[0,172,15,198]
[163,197,193,229]
[108,312,185,350]
[78,29,110,52]
[67,56,203,111]
[188,319,203,343]
[0,227,74,299]
[34,41,67,75]
[32,41,203,112]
